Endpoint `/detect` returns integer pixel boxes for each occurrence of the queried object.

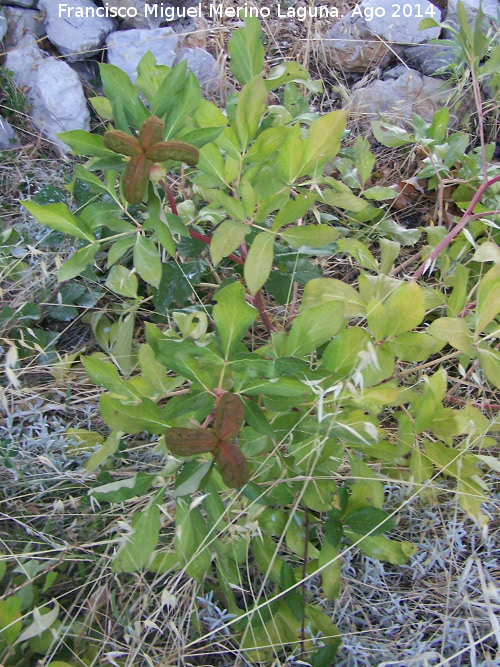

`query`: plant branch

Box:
[412,174,500,280]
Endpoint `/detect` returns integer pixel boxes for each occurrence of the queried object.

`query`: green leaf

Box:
[384,281,426,337]
[271,193,315,231]
[91,473,154,503]
[85,430,122,471]
[419,17,440,29]
[100,63,149,129]
[363,186,398,200]
[385,332,445,361]
[213,281,258,358]
[175,501,212,580]
[105,265,138,299]
[322,326,370,377]
[244,232,274,295]
[89,95,113,119]
[280,224,338,248]
[99,394,170,434]
[286,515,320,559]
[82,355,137,398]
[301,278,365,318]
[23,201,95,242]
[0,597,22,644]
[319,542,341,600]
[210,220,249,266]
[447,264,469,317]
[234,75,267,151]
[322,188,368,212]
[57,130,116,158]
[107,236,135,268]
[476,264,500,334]
[228,16,264,84]
[174,460,213,497]
[277,124,304,183]
[113,496,161,573]
[477,345,500,389]
[299,110,347,176]
[337,239,378,271]
[133,235,162,288]
[196,142,227,186]
[371,120,413,147]
[286,302,345,357]
[345,532,416,564]
[428,317,474,355]
[57,243,99,282]
[345,507,395,536]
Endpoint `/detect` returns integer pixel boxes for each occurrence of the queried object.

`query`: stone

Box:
[171,16,208,49]
[105,26,178,82]
[5,31,44,89]
[103,0,162,29]
[173,47,221,92]
[6,34,90,153]
[39,0,115,61]
[28,58,91,152]
[3,7,45,48]
[347,67,453,126]
[0,116,21,150]
[405,42,456,75]
[323,0,441,73]
[0,9,7,42]
[5,0,38,7]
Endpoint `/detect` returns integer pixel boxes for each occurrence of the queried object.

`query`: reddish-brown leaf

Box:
[214,440,249,488]
[122,154,152,205]
[164,427,218,456]
[103,129,142,156]
[138,115,165,149]
[214,393,245,441]
[145,140,199,166]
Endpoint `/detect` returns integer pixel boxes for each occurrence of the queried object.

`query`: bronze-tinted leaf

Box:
[138,115,165,149]
[145,140,199,166]
[164,427,218,456]
[122,154,152,205]
[103,130,142,156]
[214,393,245,441]
[214,440,249,488]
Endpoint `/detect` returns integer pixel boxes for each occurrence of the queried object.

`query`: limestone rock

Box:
[3,7,45,48]
[323,0,441,73]
[173,47,221,92]
[0,116,21,150]
[347,67,453,126]
[5,31,44,88]
[102,0,162,29]
[6,33,90,153]
[5,0,38,7]
[172,16,208,49]
[29,58,91,151]
[39,0,115,61]
[105,26,178,82]
[405,42,456,75]
[0,9,7,42]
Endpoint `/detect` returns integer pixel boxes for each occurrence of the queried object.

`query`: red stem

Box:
[412,174,500,280]
[162,179,274,330]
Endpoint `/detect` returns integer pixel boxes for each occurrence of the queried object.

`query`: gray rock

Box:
[0,116,21,150]
[323,0,441,72]
[347,67,453,126]
[0,9,7,41]
[39,0,114,61]
[106,26,178,82]
[405,42,456,75]
[173,47,221,92]
[6,33,90,153]
[3,7,45,48]
[29,58,90,152]
[102,0,162,29]
[4,0,38,7]
[5,31,44,88]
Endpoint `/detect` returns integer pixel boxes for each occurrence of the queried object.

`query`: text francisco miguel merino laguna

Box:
[57,3,340,21]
